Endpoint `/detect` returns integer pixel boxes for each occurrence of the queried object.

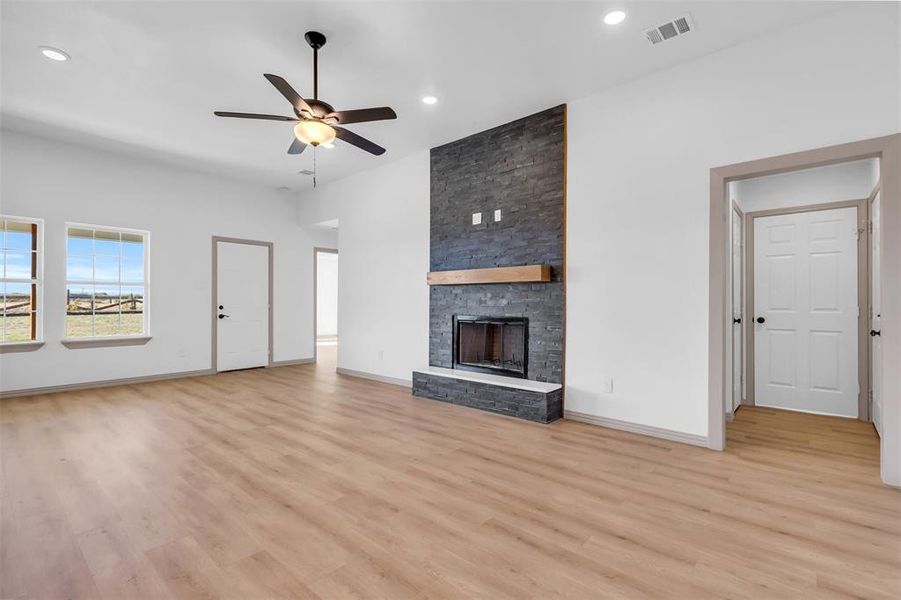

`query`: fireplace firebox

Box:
[453,315,528,378]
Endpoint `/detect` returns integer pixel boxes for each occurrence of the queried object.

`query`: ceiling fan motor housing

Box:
[299,100,336,120]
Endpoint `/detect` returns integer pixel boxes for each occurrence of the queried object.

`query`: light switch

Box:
[472,212,482,225]
[494,209,502,222]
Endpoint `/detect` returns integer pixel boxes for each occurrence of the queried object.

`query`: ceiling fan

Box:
[214,31,396,157]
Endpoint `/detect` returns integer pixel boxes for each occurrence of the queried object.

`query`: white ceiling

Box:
[1,1,844,189]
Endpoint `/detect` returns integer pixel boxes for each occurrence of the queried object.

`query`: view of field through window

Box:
[66,227,146,337]
[0,218,39,343]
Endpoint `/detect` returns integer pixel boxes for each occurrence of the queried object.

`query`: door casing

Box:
[869,184,883,435]
[708,134,900,489]
[211,236,274,371]
[730,202,745,418]
[743,199,869,420]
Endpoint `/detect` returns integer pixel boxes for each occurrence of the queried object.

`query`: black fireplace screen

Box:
[453,316,528,378]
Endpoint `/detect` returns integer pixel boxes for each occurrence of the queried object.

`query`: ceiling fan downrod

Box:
[304,31,327,101]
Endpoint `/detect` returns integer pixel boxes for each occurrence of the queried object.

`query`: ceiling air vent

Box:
[644,14,694,45]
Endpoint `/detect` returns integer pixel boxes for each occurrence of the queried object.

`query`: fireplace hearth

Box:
[453,315,528,379]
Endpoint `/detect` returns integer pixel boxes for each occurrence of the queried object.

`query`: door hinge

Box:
[868,220,873,234]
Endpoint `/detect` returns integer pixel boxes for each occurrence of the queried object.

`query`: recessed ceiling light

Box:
[421,96,438,105]
[603,10,627,26]
[39,46,70,61]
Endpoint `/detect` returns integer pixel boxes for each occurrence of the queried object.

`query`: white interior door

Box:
[870,191,882,436]
[753,207,858,417]
[732,208,744,411]
[216,241,269,372]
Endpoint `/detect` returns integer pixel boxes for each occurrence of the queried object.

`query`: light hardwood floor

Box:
[2,347,899,599]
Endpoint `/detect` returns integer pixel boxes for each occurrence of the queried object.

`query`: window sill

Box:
[61,335,152,349]
[0,340,46,353]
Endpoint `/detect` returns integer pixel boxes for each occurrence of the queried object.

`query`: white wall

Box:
[0,129,335,392]
[316,251,339,337]
[731,159,878,213]
[566,4,899,437]
[298,151,429,383]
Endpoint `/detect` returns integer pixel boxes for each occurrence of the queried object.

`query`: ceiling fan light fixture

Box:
[294,120,336,147]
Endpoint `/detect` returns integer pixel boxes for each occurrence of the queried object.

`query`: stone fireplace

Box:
[412,104,565,423]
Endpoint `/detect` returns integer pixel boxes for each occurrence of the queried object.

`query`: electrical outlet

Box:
[494,209,502,222]
[472,212,482,225]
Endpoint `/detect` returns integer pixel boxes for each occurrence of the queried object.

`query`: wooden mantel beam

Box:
[427,265,551,286]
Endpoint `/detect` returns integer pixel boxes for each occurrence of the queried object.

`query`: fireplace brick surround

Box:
[413,105,566,423]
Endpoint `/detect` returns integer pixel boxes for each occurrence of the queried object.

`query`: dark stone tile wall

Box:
[429,105,565,384]
[412,372,563,424]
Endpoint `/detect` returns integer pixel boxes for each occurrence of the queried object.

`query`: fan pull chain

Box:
[313,147,317,188]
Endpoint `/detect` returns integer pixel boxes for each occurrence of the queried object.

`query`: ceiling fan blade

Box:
[327,107,397,125]
[263,74,314,116]
[333,126,386,156]
[214,111,298,121]
[288,138,307,155]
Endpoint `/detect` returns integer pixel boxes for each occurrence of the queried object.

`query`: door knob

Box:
[870,329,881,337]
[756,316,766,324]
[218,314,230,319]
[733,317,742,324]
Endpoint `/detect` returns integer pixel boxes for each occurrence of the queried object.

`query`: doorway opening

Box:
[709,135,898,485]
[729,159,878,422]
[314,247,338,368]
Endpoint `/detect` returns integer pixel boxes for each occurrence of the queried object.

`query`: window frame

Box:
[0,215,44,346]
[63,222,150,342]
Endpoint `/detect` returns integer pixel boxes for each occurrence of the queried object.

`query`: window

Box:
[0,217,42,343]
[66,225,148,338]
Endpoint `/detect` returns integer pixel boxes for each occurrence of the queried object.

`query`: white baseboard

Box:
[564,410,709,448]
[336,367,412,388]
[270,357,315,367]
[0,368,215,399]
[0,358,317,399]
